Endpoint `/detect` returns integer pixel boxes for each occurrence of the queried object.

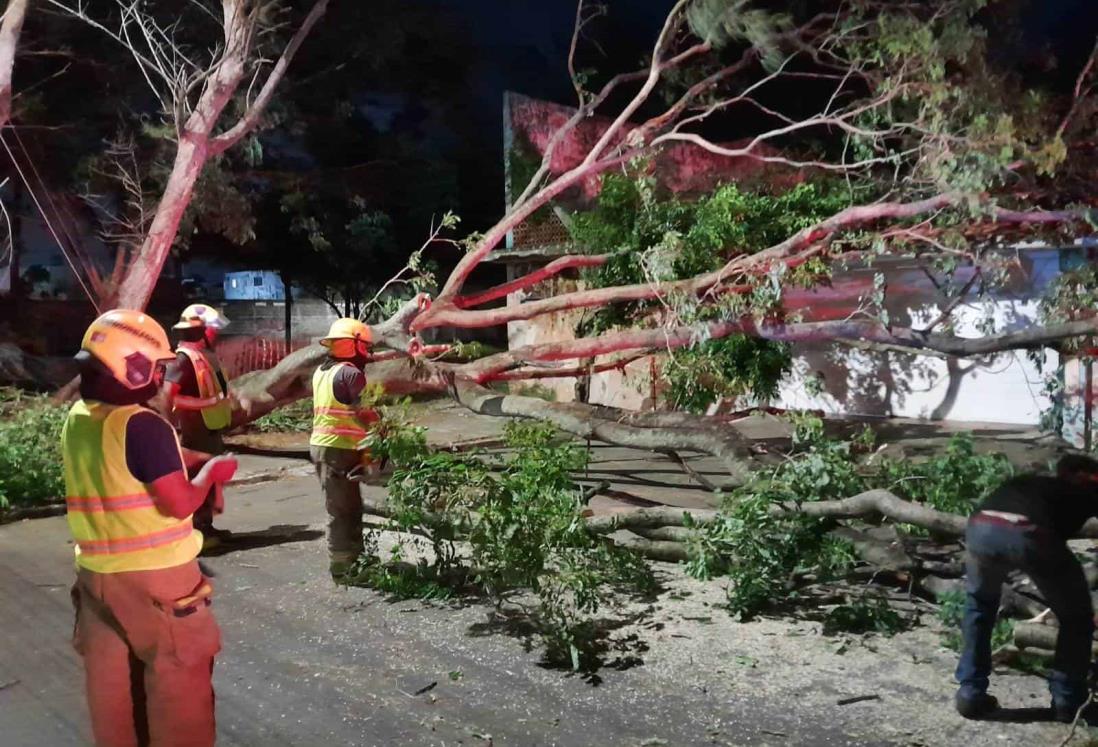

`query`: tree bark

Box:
[116,134,209,308]
[1014,622,1098,655]
[0,0,28,128]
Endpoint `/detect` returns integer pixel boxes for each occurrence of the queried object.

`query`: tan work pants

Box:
[71,560,221,747]
[309,445,364,564]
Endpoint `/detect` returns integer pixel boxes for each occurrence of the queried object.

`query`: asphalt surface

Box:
[0,407,1076,746]
[0,456,890,747]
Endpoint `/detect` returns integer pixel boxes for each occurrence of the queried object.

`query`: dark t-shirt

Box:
[321,360,366,406]
[125,411,185,483]
[979,474,1098,538]
[165,350,228,397]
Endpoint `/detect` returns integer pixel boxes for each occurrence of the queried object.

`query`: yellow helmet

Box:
[79,309,175,389]
[320,318,373,347]
[173,303,230,330]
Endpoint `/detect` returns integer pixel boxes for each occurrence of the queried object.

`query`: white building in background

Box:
[495,243,1097,446]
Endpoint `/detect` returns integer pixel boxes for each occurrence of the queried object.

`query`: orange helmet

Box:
[79,309,175,389]
[173,303,230,330]
[321,318,372,359]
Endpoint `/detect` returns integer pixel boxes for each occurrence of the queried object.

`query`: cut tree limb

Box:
[788,490,967,536]
[449,378,756,483]
[610,533,691,563]
[1015,622,1098,655]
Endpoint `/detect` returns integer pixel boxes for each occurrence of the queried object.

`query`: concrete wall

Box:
[774,251,1062,425]
[505,271,658,408]
[223,297,339,342]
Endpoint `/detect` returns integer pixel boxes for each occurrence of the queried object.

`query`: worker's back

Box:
[978,473,1098,539]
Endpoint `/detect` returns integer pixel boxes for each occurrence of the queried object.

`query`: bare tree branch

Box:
[0,0,29,127]
[208,0,328,155]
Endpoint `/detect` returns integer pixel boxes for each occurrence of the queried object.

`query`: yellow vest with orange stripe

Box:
[310,363,369,450]
[62,401,202,573]
[175,343,232,431]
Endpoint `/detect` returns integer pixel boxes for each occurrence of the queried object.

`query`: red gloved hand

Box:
[204,454,239,485]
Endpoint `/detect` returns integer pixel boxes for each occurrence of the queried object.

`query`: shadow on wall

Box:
[778,262,1057,425]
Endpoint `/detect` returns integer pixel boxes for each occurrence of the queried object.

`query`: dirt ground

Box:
[1,403,1092,746]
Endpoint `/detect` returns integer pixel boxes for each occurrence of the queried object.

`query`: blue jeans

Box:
[956,516,1094,708]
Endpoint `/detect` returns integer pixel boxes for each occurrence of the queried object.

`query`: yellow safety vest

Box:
[310,363,369,451]
[175,344,233,431]
[62,401,202,573]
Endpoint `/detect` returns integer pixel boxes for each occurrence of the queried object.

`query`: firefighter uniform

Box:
[168,305,232,538]
[64,310,223,747]
[309,318,378,577]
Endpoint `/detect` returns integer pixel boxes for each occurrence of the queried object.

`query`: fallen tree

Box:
[225,0,1098,468]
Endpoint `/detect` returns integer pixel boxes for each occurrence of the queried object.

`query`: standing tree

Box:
[41,0,328,309]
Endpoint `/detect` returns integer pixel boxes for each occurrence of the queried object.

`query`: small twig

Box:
[837,694,881,706]
[660,449,722,492]
[411,681,438,697]
[0,680,19,692]
[1058,690,1095,747]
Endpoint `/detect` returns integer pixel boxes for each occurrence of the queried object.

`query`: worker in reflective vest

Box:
[166,303,233,548]
[63,309,238,747]
[310,318,380,580]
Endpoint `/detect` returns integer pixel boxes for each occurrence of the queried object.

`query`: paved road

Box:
[0,407,1068,746]
[0,448,893,747]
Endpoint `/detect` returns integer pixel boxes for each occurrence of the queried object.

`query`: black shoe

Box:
[1052,700,1091,724]
[955,692,999,720]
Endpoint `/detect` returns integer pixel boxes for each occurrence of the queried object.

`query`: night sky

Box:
[360,0,1098,231]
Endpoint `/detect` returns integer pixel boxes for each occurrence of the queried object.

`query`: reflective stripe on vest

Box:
[62,401,201,573]
[310,363,368,450]
[175,344,232,431]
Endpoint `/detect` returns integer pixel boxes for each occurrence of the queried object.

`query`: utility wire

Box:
[0,127,100,312]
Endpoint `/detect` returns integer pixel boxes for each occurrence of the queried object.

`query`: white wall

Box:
[775,251,1062,426]
[775,301,1056,425]
[504,249,1068,427]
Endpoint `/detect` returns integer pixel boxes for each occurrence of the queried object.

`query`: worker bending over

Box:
[310,318,380,580]
[64,310,238,746]
[165,304,233,547]
[955,455,1098,721]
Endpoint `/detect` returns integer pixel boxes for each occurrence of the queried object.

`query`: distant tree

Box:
[14,0,330,309]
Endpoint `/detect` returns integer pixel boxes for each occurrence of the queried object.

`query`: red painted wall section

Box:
[507,92,805,205]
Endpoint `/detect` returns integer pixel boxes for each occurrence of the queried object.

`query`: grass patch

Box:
[0,387,67,510]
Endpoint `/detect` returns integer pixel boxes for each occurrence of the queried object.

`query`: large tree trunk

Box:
[115,135,209,308]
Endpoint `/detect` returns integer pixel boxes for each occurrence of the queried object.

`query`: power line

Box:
[0,127,101,313]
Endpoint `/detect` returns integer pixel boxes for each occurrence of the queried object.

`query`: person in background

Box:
[165,303,234,549]
[309,318,380,581]
[64,309,238,746]
[955,454,1098,722]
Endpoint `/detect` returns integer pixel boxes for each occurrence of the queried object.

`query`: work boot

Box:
[954,691,999,720]
[329,553,360,584]
[1052,699,1093,724]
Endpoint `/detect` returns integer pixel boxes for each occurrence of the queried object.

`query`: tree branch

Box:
[454,253,609,309]
[0,0,29,127]
[208,0,328,156]
[448,378,755,483]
